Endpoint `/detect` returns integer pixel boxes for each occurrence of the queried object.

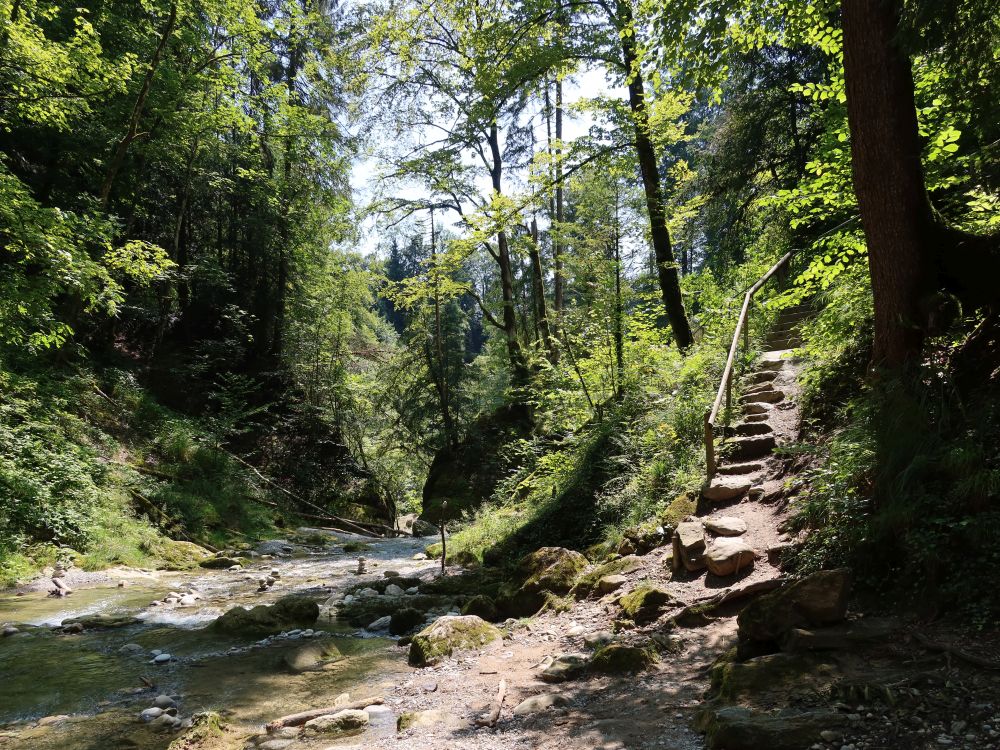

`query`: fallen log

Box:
[475,678,506,728]
[265,696,384,732]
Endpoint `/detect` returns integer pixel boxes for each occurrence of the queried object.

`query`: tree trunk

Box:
[554,79,565,318]
[430,209,456,447]
[616,0,693,350]
[99,1,178,208]
[842,0,935,369]
[488,124,530,386]
[529,217,556,362]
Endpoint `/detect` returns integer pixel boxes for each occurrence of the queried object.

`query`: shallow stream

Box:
[0,531,434,749]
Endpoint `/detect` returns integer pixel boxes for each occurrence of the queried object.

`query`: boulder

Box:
[408,615,502,667]
[672,521,707,572]
[704,516,748,536]
[597,574,627,594]
[389,607,426,636]
[367,615,392,631]
[383,584,405,597]
[571,555,643,599]
[301,709,369,736]
[516,547,588,595]
[738,569,851,648]
[710,652,839,701]
[696,706,846,750]
[199,556,244,569]
[61,613,138,629]
[588,644,656,674]
[540,653,588,683]
[211,595,319,637]
[617,585,673,625]
[512,693,570,716]
[155,540,214,571]
[701,477,751,503]
[412,518,439,537]
[460,595,498,622]
[705,538,756,577]
[583,630,614,650]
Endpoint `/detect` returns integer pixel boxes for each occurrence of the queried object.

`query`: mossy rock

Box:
[448,549,480,568]
[618,585,674,625]
[517,547,588,595]
[167,711,223,749]
[461,594,499,621]
[571,555,644,599]
[425,542,443,559]
[408,615,502,667]
[337,594,455,627]
[211,595,319,636]
[390,607,426,636]
[155,540,214,571]
[61,613,138,630]
[695,706,846,750]
[199,556,246,569]
[347,576,421,596]
[588,644,657,674]
[709,652,840,701]
[659,494,697,531]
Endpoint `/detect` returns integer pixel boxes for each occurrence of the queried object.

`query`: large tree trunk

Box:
[842,0,1000,369]
[842,0,936,368]
[616,0,693,350]
[554,79,565,318]
[528,218,556,362]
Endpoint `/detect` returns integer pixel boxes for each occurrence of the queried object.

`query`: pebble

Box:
[152,653,172,664]
[2,625,19,637]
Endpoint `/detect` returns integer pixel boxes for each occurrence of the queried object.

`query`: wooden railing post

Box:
[704,411,715,479]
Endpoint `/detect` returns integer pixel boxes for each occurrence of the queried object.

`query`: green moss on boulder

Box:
[572,555,644,599]
[408,615,502,667]
[155,540,214,571]
[588,644,657,674]
[199,556,245,569]
[461,595,498,621]
[618,585,674,624]
[211,595,319,636]
[517,547,588,594]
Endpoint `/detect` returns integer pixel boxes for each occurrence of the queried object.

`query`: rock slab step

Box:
[672,522,707,572]
[705,538,756,576]
[704,516,748,536]
[702,476,752,502]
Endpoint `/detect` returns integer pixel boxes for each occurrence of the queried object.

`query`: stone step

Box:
[744,413,770,423]
[672,521,707,572]
[717,461,764,475]
[742,389,785,405]
[743,402,773,416]
[702,476,752,502]
[745,370,779,386]
[724,435,776,461]
[732,422,773,437]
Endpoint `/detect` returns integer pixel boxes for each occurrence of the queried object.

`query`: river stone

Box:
[153,653,172,664]
[738,569,851,648]
[211,595,319,637]
[302,709,369,736]
[384,584,405,597]
[583,630,614,649]
[705,538,756,577]
[179,594,197,606]
[540,653,589,683]
[672,521,706,572]
[408,615,501,667]
[284,641,342,672]
[388,607,424,636]
[140,707,164,722]
[367,615,392,631]
[704,516,748,536]
[701,476,752,503]
[597,574,628,594]
[199,556,243,569]
[512,693,570,716]
[2,625,19,637]
[153,695,176,709]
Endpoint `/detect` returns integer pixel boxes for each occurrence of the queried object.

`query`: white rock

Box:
[704,516,749,536]
[384,584,405,597]
[139,707,164,722]
[153,653,172,664]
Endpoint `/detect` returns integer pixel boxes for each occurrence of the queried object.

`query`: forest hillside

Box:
[1,0,999,748]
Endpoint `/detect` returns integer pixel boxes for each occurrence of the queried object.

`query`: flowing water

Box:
[0,531,434,749]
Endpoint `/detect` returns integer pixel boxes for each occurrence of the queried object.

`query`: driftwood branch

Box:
[265,697,384,732]
[475,678,506,727]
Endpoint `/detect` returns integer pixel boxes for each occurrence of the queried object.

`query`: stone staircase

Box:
[672,303,812,582]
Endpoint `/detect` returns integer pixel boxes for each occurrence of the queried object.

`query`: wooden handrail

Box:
[704,250,796,479]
